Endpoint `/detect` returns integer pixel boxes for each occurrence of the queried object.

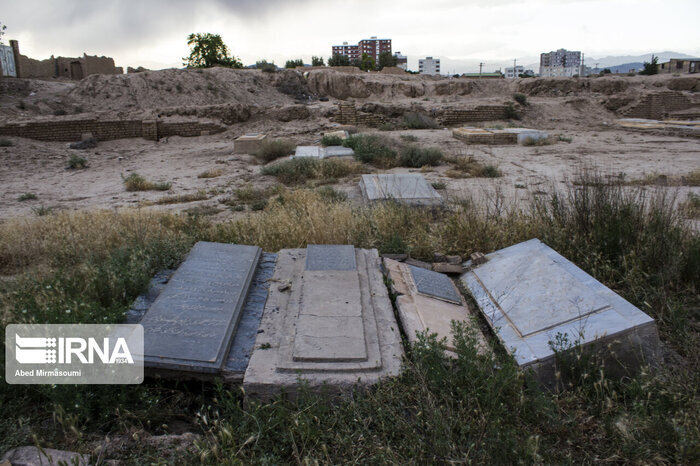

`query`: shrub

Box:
[344,134,397,168]
[197,168,224,179]
[317,186,348,202]
[400,134,418,142]
[321,134,344,147]
[431,181,446,190]
[557,135,572,143]
[521,136,553,146]
[398,145,444,168]
[53,108,67,116]
[152,191,208,205]
[31,205,53,216]
[402,112,438,129]
[17,193,37,201]
[0,138,13,147]
[261,158,361,184]
[513,93,528,106]
[66,154,88,169]
[123,173,171,192]
[479,164,502,178]
[255,139,295,163]
[504,102,520,120]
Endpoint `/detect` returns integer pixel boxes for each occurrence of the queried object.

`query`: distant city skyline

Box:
[2,0,699,74]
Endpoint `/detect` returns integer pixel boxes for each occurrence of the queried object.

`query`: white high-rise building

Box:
[505,65,524,79]
[418,57,440,75]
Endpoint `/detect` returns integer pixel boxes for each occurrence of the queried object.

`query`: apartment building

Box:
[539,49,582,77]
[332,37,392,62]
[418,57,440,75]
[394,51,408,70]
[505,65,524,79]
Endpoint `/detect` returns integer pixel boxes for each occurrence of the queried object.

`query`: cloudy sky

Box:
[2,0,699,73]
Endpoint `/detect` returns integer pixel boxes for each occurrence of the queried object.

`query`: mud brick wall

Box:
[334,103,385,127]
[0,119,225,142]
[622,92,695,119]
[439,106,509,126]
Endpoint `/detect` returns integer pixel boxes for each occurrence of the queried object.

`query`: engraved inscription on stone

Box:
[141,242,261,372]
[471,244,610,337]
[410,265,462,304]
[305,244,357,271]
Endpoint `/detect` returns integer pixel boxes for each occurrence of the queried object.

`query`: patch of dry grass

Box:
[197,168,224,179]
[149,191,209,205]
[123,173,172,191]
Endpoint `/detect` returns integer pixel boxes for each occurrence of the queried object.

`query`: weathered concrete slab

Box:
[460,239,661,388]
[360,174,443,206]
[324,129,349,140]
[291,145,355,159]
[410,264,462,304]
[234,133,266,154]
[140,242,261,374]
[244,246,403,399]
[385,258,489,355]
[502,128,550,143]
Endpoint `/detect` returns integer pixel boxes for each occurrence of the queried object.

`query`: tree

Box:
[311,56,325,67]
[256,60,276,72]
[359,53,375,72]
[0,21,6,45]
[327,54,351,67]
[285,59,304,69]
[183,33,243,69]
[639,55,659,75]
[377,51,397,70]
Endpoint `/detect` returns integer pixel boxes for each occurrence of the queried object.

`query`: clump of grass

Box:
[398,145,444,168]
[445,155,502,178]
[513,92,528,106]
[66,154,88,169]
[522,136,553,146]
[221,184,282,210]
[255,138,295,163]
[184,205,221,217]
[344,134,397,168]
[0,138,14,147]
[152,191,208,205]
[687,169,700,186]
[402,112,438,129]
[557,134,572,143]
[261,158,361,185]
[31,205,53,216]
[400,134,418,142]
[479,164,502,178]
[627,169,700,187]
[679,193,700,219]
[317,185,348,202]
[17,193,37,201]
[431,181,447,190]
[123,173,172,192]
[504,102,520,120]
[321,134,344,146]
[197,168,223,179]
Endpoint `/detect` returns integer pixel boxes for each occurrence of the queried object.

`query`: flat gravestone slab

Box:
[461,239,660,387]
[360,174,442,205]
[323,146,354,157]
[293,146,323,158]
[306,244,357,271]
[140,242,261,373]
[409,265,462,304]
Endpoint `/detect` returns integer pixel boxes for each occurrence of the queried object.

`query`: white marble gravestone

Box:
[360,174,443,206]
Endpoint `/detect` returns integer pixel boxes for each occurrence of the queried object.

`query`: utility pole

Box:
[513,58,517,78]
[479,62,484,78]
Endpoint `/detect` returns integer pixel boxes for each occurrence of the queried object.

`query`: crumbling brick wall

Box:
[439,106,508,126]
[334,103,386,127]
[621,91,695,119]
[0,119,225,142]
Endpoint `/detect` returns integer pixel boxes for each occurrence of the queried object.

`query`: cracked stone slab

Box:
[244,247,403,399]
[385,258,489,355]
[460,238,661,388]
[360,174,443,206]
[305,244,357,271]
[409,265,462,304]
[140,242,262,374]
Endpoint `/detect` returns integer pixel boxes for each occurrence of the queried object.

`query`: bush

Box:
[66,154,88,169]
[17,193,37,201]
[123,173,172,191]
[431,181,446,190]
[344,134,397,168]
[261,158,360,184]
[321,134,344,147]
[513,93,528,106]
[402,112,438,129]
[197,168,223,178]
[504,102,520,120]
[479,164,502,178]
[0,138,13,147]
[398,145,444,168]
[522,137,553,146]
[255,139,295,163]
[317,185,348,202]
[400,134,418,142]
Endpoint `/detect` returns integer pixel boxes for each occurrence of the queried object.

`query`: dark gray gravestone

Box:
[224,253,277,377]
[305,244,357,271]
[410,265,461,304]
[141,242,261,373]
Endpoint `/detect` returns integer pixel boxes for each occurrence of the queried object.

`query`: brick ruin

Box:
[0,118,225,142]
[6,40,122,80]
[621,91,697,119]
[334,102,509,127]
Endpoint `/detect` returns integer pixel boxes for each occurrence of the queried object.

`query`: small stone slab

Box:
[461,239,661,387]
[306,244,357,271]
[360,174,442,206]
[323,146,354,157]
[410,265,462,304]
[140,242,261,373]
[293,146,323,158]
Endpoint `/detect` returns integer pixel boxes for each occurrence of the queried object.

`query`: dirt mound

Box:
[667,77,700,92]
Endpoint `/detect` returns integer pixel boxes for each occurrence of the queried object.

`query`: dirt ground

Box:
[1,69,698,221]
[1,126,698,220]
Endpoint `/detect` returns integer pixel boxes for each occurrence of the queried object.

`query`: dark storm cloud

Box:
[3,0,298,56]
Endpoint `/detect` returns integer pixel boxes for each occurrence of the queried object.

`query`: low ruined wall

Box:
[439,106,509,126]
[335,103,386,127]
[622,91,695,119]
[0,118,225,142]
